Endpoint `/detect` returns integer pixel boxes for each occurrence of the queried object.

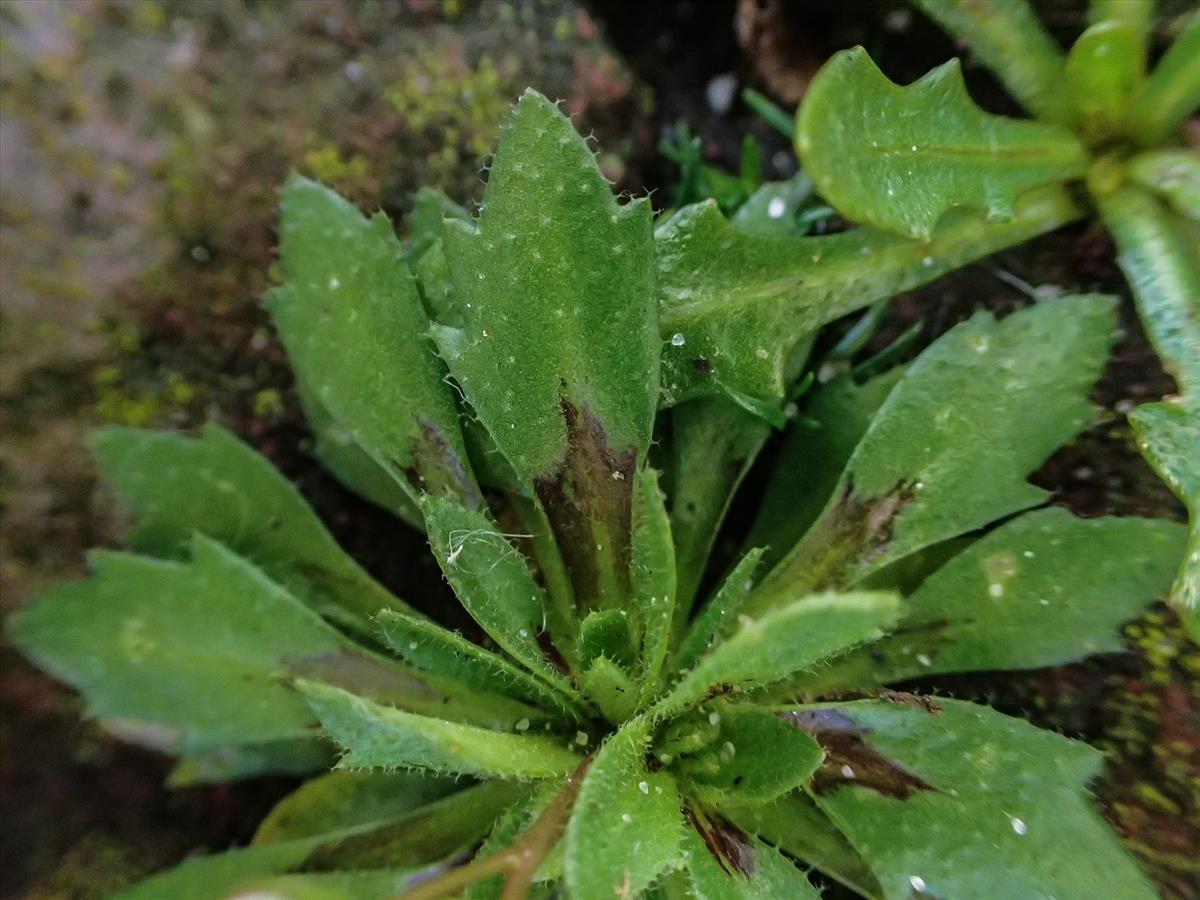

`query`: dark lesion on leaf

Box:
[781,708,935,800]
[533,397,636,612]
[686,805,757,876]
[754,478,916,609]
[404,417,483,510]
[691,356,712,373]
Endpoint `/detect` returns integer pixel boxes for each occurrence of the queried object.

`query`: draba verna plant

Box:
[795,0,1199,637]
[8,85,1191,900]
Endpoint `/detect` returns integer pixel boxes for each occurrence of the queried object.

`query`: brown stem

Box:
[399,757,593,900]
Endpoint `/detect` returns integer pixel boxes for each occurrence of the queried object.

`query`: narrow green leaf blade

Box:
[656,185,1082,402]
[565,717,684,900]
[751,295,1116,611]
[89,423,408,626]
[803,508,1186,690]
[1096,184,1200,395]
[420,495,564,685]
[655,592,900,719]
[796,47,1087,240]
[632,466,677,703]
[253,770,458,845]
[1129,10,1200,146]
[673,548,766,675]
[268,175,480,507]
[299,681,581,779]
[669,398,773,615]
[377,609,585,722]
[1130,400,1200,636]
[789,698,1157,900]
[912,0,1073,124]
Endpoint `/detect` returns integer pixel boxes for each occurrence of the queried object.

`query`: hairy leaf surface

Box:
[436,89,657,483]
[565,717,683,900]
[268,175,480,506]
[655,592,899,719]
[300,682,580,779]
[678,703,822,803]
[796,48,1087,240]
[377,609,585,722]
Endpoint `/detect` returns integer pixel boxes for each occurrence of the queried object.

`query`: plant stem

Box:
[399,757,593,900]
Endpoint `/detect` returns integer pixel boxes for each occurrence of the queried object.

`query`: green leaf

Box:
[377,609,585,723]
[117,782,523,899]
[745,369,904,572]
[1128,149,1200,222]
[436,90,657,611]
[1089,0,1152,71]
[407,185,470,260]
[299,780,527,871]
[656,184,1082,402]
[668,399,773,615]
[268,174,481,507]
[674,817,820,899]
[787,697,1157,900]
[579,655,640,724]
[729,173,815,236]
[673,548,765,675]
[1129,10,1200,146]
[299,681,581,779]
[911,0,1074,124]
[420,495,566,686]
[677,704,822,804]
[253,770,459,845]
[1130,400,1200,636]
[167,737,332,786]
[720,792,882,898]
[295,380,423,528]
[796,47,1087,240]
[1096,184,1200,395]
[9,535,357,751]
[434,88,655,480]
[565,717,684,900]
[1065,21,1143,142]
[90,423,409,628]
[115,840,330,900]
[801,507,1186,691]
[632,466,677,703]
[749,296,1116,612]
[654,592,900,719]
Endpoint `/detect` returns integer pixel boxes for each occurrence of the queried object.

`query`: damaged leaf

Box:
[789,698,1157,900]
